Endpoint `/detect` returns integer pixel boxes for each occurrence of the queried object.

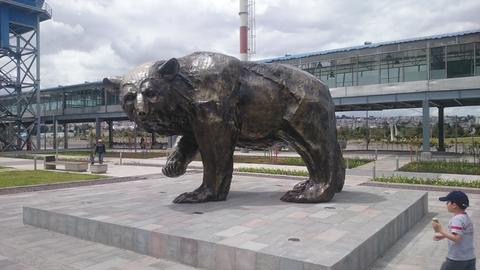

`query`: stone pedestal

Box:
[90,164,108,174]
[44,155,56,169]
[23,173,428,270]
[64,162,88,172]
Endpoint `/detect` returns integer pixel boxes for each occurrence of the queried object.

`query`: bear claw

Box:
[281,180,334,203]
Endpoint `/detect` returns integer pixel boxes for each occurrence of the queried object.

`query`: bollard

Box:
[120,152,123,165]
[34,155,37,170]
[373,160,376,179]
[346,158,349,170]
[375,149,378,160]
[396,156,399,170]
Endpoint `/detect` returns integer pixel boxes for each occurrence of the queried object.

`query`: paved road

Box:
[0,154,478,269]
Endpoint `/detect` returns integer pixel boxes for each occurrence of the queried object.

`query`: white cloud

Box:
[42,45,128,87]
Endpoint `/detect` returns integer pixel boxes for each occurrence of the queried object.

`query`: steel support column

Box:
[95,117,101,142]
[107,120,113,148]
[438,107,445,152]
[63,123,68,149]
[422,99,430,152]
[35,16,41,151]
[151,133,156,148]
[167,136,174,149]
[52,117,57,149]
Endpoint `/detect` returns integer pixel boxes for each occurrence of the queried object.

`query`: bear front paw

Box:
[162,161,187,177]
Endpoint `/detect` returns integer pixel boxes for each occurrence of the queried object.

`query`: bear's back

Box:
[177,52,330,103]
[242,61,331,102]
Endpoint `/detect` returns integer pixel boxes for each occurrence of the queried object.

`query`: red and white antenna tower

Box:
[239,0,255,61]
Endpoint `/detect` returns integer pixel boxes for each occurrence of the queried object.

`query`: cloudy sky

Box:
[39,0,480,115]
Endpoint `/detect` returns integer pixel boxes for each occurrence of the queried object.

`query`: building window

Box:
[404,49,427,82]
[313,62,322,78]
[430,47,446,79]
[107,88,120,105]
[447,43,474,78]
[65,89,104,108]
[380,52,403,84]
[40,94,61,112]
[475,43,480,76]
[335,58,355,87]
[319,60,336,88]
[358,55,379,86]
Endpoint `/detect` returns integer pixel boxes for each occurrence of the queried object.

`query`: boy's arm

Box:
[432,223,463,243]
[439,227,462,243]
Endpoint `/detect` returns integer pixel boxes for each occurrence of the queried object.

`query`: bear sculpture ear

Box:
[103,77,122,92]
[157,58,179,81]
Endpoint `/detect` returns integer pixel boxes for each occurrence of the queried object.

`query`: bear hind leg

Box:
[278,129,336,203]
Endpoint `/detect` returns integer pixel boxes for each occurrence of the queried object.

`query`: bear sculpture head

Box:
[103,58,192,135]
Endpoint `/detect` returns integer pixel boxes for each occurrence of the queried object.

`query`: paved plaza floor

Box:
[0,154,478,269]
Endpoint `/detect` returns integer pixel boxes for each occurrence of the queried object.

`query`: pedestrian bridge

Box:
[4,75,480,122]
[1,74,479,152]
[332,76,480,111]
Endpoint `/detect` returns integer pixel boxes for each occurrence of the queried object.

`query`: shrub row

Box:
[373,175,480,188]
[400,161,480,175]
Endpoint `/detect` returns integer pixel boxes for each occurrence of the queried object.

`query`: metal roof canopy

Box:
[262,29,480,63]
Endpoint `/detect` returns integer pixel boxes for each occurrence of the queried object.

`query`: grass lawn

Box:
[233,156,308,166]
[231,156,371,168]
[444,136,480,144]
[373,175,480,188]
[44,151,169,159]
[343,158,372,168]
[0,170,107,188]
[400,161,480,175]
[236,167,308,177]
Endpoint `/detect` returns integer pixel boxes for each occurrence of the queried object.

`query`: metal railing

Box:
[330,76,480,98]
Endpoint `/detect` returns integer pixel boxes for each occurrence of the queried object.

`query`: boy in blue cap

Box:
[432,190,476,270]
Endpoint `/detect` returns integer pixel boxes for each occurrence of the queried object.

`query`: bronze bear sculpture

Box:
[104,52,345,203]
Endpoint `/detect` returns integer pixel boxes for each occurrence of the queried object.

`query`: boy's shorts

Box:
[441,258,476,270]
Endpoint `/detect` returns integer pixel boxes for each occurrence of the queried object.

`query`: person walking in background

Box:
[140,136,146,149]
[26,139,32,151]
[91,139,106,164]
[432,190,476,270]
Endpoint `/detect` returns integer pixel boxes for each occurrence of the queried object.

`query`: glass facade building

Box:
[1,82,120,116]
[1,30,479,118]
[265,30,480,89]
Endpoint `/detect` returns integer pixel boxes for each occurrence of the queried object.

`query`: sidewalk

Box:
[0,154,479,269]
[4,153,478,188]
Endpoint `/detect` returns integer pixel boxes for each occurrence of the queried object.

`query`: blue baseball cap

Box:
[439,191,469,209]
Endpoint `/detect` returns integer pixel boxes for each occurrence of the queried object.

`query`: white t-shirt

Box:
[447,212,476,261]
